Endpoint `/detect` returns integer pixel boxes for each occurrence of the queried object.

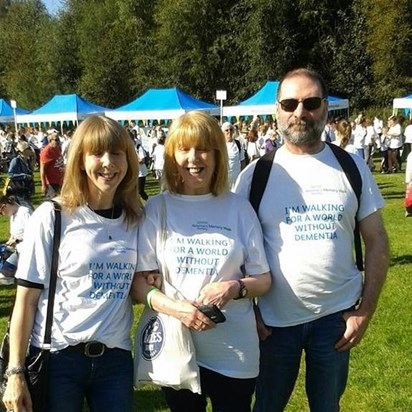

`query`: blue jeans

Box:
[253,310,350,412]
[38,346,133,412]
[162,366,256,412]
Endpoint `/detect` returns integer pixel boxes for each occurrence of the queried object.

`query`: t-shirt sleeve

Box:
[237,196,269,276]
[15,202,55,286]
[233,162,256,199]
[40,147,52,164]
[351,154,385,221]
[137,197,161,272]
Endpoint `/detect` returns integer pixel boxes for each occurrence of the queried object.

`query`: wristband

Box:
[145,286,159,310]
[5,366,26,378]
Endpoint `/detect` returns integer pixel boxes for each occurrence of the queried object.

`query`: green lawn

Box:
[1,167,412,411]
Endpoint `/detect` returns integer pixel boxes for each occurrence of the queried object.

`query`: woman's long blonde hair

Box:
[59,115,142,227]
[163,111,229,196]
[335,119,352,149]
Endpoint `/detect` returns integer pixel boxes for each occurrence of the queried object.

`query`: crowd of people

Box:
[0,67,392,412]
[219,110,412,183]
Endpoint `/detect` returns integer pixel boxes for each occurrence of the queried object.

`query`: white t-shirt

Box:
[388,123,403,149]
[226,140,244,188]
[137,145,148,177]
[404,124,412,144]
[246,141,260,161]
[365,125,377,146]
[257,135,266,156]
[331,140,357,155]
[16,202,138,351]
[353,124,366,149]
[137,191,269,378]
[153,144,165,171]
[10,205,32,242]
[373,117,383,134]
[234,144,384,327]
[378,135,390,152]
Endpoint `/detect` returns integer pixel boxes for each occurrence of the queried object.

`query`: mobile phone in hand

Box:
[198,304,226,323]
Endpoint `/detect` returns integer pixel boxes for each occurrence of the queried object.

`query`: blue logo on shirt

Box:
[141,316,165,360]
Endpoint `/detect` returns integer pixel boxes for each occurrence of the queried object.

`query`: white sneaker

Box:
[0,273,15,285]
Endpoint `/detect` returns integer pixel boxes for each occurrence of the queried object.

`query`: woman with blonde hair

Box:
[3,115,142,412]
[132,111,271,412]
[334,119,357,154]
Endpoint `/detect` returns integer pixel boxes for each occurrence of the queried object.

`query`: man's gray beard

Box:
[279,119,326,147]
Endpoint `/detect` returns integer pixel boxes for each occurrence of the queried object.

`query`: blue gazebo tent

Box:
[0,99,30,123]
[327,95,350,111]
[16,94,109,125]
[223,81,349,117]
[106,87,219,121]
[223,81,279,117]
[393,94,412,119]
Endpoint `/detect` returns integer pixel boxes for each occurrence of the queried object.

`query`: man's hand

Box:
[335,309,370,352]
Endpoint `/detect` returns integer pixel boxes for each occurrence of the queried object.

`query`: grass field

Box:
[1,165,412,411]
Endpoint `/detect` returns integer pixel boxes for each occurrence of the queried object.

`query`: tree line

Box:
[0,0,411,114]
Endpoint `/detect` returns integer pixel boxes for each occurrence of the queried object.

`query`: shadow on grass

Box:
[134,386,168,411]
[384,190,405,200]
[0,285,15,318]
[376,180,405,200]
[389,254,412,266]
[145,175,161,197]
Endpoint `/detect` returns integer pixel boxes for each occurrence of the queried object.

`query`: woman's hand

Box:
[198,273,271,307]
[3,373,33,412]
[196,280,240,308]
[173,300,216,332]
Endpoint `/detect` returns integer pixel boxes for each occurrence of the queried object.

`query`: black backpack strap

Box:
[43,200,62,347]
[234,139,241,151]
[249,149,277,214]
[326,142,363,271]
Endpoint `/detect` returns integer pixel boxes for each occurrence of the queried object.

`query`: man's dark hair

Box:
[277,68,329,99]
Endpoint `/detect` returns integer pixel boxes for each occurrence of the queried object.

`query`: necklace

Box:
[89,205,115,240]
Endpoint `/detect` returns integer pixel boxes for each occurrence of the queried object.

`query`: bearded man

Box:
[234,68,389,412]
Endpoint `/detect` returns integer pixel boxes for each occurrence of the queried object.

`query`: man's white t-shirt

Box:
[137,191,269,378]
[16,202,138,351]
[153,144,165,171]
[10,205,32,242]
[404,124,412,144]
[226,140,244,188]
[235,144,384,327]
[353,124,366,149]
[388,123,403,149]
[246,141,260,161]
[137,145,148,177]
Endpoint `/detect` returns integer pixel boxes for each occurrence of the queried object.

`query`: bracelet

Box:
[5,366,26,378]
[145,286,159,310]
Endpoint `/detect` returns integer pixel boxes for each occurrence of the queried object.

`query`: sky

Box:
[42,0,64,15]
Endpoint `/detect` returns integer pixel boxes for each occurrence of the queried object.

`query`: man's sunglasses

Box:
[278,97,326,112]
